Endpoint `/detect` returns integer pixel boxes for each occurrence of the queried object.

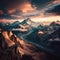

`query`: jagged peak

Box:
[26,18,32,21]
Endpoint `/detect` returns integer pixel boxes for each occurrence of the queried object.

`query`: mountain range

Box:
[0,18,60,60]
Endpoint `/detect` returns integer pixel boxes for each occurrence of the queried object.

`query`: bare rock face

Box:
[0,30,47,60]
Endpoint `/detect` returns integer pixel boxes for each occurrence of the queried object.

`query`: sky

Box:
[0,0,60,22]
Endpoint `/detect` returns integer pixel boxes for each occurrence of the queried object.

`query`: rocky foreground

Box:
[0,30,47,60]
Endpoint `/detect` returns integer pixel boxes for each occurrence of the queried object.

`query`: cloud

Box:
[0,14,19,19]
[46,4,60,15]
[0,0,54,14]
[0,0,28,9]
[0,0,31,14]
[0,0,35,19]
[0,0,60,19]
[30,0,53,10]
[17,2,36,13]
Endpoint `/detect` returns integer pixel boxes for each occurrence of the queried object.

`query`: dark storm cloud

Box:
[0,0,59,19]
[0,0,28,8]
[30,0,53,10]
[0,14,19,19]
[11,10,21,16]
[46,4,60,15]
[0,0,29,19]
[12,0,55,16]
[0,0,54,14]
[0,0,28,13]
[11,0,54,16]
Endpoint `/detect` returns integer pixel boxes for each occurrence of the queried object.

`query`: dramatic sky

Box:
[0,0,60,22]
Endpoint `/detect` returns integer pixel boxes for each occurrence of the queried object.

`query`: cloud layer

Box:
[0,0,60,19]
[46,4,60,15]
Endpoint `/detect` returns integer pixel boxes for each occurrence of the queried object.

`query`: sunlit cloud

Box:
[18,2,36,13]
[0,0,60,20]
[31,16,60,22]
[0,16,60,25]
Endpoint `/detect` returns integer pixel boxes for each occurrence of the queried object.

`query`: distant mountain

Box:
[10,21,21,28]
[20,26,60,47]
[0,18,41,31]
[50,21,60,26]
[20,27,60,57]
[0,21,21,30]
[0,22,11,30]
[11,21,20,26]
[21,18,32,25]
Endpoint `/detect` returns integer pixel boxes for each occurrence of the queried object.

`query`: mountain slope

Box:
[0,30,45,60]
